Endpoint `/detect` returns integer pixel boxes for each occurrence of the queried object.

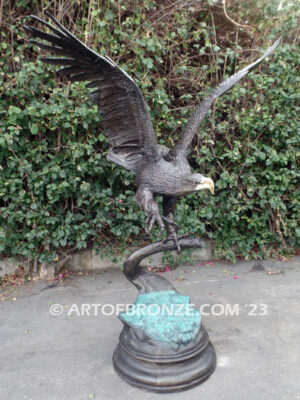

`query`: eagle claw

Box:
[145,211,165,233]
[162,231,181,253]
[161,218,181,253]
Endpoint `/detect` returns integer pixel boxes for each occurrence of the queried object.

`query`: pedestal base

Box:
[114,238,216,392]
[113,324,216,393]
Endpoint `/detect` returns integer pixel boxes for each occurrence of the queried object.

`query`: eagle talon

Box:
[162,232,181,253]
[145,211,165,233]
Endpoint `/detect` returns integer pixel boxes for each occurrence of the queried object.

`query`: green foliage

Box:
[0,62,142,262]
[0,0,299,264]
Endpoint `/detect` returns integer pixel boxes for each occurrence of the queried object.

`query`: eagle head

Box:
[182,173,214,195]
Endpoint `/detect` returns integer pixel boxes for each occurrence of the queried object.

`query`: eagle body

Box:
[136,156,192,197]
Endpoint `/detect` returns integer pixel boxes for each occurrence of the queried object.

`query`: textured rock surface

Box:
[119,289,201,346]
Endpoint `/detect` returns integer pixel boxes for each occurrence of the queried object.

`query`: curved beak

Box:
[196,177,214,195]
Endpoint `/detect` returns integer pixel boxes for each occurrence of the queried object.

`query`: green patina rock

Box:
[119,290,201,346]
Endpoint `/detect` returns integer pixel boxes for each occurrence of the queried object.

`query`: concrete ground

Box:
[0,256,299,400]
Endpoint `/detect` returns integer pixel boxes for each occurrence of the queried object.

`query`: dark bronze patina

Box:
[24,13,280,392]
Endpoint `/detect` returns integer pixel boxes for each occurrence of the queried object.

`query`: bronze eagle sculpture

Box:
[24,12,280,251]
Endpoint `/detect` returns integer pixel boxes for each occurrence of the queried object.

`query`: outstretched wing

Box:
[24,12,158,171]
[173,37,281,156]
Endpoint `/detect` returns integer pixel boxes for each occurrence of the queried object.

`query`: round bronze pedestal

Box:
[113,238,217,392]
[113,324,216,393]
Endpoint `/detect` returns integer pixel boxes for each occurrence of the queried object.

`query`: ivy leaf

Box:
[30,124,39,135]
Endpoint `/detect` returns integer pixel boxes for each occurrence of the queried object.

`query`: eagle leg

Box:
[162,196,181,253]
[136,187,165,234]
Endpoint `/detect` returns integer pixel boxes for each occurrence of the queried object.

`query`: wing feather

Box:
[24,12,158,171]
[173,37,281,156]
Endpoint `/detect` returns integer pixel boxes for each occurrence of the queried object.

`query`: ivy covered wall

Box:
[0,0,299,264]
